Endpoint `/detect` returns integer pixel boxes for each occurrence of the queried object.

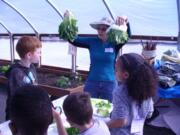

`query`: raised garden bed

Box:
[0,62,86,97]
[37,69,86,97]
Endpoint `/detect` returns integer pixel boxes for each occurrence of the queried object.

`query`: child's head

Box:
[16,36,42,63]
[63,92,93,127]
[9,85,53,135]
[116,53,158,104]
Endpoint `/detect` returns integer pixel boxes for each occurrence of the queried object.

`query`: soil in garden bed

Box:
[37,71,85,89]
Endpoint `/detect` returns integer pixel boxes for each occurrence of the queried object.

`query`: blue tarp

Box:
[158,85,180,98]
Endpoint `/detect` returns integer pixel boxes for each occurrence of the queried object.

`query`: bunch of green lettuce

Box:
[97,108,109,117]
[95,100,112,117]
[58,11,78,42]
[107,24,128,45]
[95,101,111,109]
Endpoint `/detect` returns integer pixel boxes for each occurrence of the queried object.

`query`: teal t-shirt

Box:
[74,36,120,81]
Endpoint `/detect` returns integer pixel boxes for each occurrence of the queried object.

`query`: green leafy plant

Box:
[95,100,111,109]
[55,72,84,89]
[66,127,79,135]
[107,24,128,45]
[95,101,111,117]
[56,76,71,88]
[0,65,10,73]
[91,99,112,117]
[58,10,78,42]
[96,108,110,117]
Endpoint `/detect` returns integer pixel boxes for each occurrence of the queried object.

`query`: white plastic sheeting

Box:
[0,0,179,70]
[0,0,179,36]
[107,0,178,36]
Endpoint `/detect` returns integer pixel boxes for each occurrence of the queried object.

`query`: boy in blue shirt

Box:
[5,36,42,119]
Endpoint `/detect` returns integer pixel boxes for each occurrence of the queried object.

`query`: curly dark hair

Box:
[118,53,158,105]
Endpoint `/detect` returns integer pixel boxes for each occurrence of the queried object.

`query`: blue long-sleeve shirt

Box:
[73,36,119,81]
[71,23,131,81]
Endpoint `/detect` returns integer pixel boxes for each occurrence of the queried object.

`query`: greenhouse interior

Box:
[0,0,180,135]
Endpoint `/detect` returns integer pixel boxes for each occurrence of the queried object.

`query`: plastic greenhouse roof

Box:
[0,0,179,36]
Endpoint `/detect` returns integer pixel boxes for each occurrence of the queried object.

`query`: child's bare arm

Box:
[106,118,127,129]
[52,108,68,135]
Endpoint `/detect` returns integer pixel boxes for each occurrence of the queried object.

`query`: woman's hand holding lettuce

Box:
[106,16,129,45]
[59,13,129,44]
[58,10,78,42]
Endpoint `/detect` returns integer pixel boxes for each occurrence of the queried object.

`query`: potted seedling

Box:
[141,40,157,65]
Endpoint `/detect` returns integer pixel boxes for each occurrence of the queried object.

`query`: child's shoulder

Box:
[5,62,29,78]
[80,119,110,135]
[97,119,110,132]
[115,83,128,95]
[113,83,129,103]
[10,63,25,72]
[92,119,110,135]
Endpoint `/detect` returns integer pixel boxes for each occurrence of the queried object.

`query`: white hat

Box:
[90,17,113,30]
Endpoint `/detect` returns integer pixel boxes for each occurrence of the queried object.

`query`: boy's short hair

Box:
[9,85,53,135]
[63,92,93,125]
[16,36,42,58]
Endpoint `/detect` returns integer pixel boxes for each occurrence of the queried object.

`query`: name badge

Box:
[105,48,114,53]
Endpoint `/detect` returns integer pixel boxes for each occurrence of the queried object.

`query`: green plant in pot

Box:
[56,76,71,88]
[0,65,10,74]
[55,72,84,89]
[141,40,157,65]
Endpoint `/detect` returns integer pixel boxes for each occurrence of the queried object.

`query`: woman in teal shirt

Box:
[70,16,131,101]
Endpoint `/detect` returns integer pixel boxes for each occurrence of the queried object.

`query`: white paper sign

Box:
[130,118,145,135]
[68,43,77,55]
[131,101,145,135]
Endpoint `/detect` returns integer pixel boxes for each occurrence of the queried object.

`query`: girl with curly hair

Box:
[107,53,158,135]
